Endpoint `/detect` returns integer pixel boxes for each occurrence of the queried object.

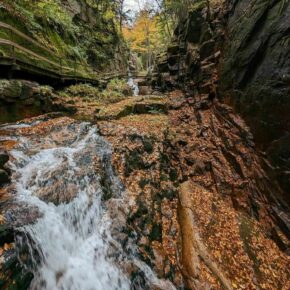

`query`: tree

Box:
[123,9,160,71]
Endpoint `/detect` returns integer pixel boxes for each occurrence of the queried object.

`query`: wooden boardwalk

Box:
[0,21,125,84]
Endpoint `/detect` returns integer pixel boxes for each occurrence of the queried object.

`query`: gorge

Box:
[0,0,289,290]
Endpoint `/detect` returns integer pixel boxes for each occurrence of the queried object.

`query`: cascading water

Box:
[2,116,176,290]
[127,72,139,96]
[4,118,130,290]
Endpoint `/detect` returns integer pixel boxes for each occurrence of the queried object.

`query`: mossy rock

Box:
[0,80,22,99]
[96,96,168,120]
[150,222,162,241]
[125,149,148,176]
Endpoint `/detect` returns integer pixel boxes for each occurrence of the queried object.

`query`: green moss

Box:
[58,79,130,104]
[169,168,178,182]
[161,188,176,200]
[125,149,146,177]
[150,223,162,241]
[189,0,207,11]
[160,151,170,169]
[0,1,126,77]
[139,178,150,189]
[160,173,169,182]
[8,272,34,290]
[142,137,154,154]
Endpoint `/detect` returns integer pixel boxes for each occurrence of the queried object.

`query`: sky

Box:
[123,0,157,15]
[124,0,144,13]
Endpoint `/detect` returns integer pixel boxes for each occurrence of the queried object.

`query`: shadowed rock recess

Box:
[0,0,289,290]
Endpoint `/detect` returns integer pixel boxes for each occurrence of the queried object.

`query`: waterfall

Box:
[2,117,176,290]
[127,72,139,96]
[4,120,129,290]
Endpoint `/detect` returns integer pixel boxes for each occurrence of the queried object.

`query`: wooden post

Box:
[59,58,62,75]
[74,59,76,78]
[11,45,16,64]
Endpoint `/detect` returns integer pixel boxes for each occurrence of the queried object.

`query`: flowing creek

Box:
[1,116,175,290]
[127,73,139,96]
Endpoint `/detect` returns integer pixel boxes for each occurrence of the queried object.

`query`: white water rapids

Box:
[127,73,139,96]
[1,117,176,290]
[6,120,130,290]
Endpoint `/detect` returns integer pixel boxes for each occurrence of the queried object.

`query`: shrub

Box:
[61,84,100,99]
[106,79,132,96]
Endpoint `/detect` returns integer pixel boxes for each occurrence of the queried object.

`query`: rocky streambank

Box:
[151,0,290,208]
[0,80,76,123]
[0,0,289,288]
[98,90,290,289]
[0,84,289,289]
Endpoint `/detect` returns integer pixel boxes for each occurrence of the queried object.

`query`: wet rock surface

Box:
[0,87,289,289]
[0,114,178,290]
[0,0,289,288]
[0,153,10,186]
[167,91,290,289]
[98,111,184,288]
[96,95,168,120]
[98,88,289,289]
[0,80,76,124]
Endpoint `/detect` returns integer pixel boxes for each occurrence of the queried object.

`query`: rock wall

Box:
[0,0,127,73]
[220,0,290,205]
[0,80,75,123]
[151,0,226,96]
[152,0,290,206]
[149,1,290,287]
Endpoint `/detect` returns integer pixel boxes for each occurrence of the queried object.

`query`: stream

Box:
[1,116,176,290]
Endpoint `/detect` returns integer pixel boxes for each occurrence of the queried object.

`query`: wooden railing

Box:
[0,21,125,81]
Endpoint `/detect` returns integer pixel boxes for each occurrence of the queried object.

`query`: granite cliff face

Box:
[0,0,289,289]
[152,0,290,210]
[149,0,290,287]
[220,0,290,205]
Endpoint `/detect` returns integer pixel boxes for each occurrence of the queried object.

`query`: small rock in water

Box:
[0,169,10,185]
[0,153,9,168]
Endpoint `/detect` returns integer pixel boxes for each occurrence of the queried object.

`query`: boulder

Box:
[0,80,22,100]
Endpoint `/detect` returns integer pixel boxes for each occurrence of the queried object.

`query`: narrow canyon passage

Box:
[0,0,289,289]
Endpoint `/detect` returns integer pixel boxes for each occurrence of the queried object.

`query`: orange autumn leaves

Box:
[123,11,161,54]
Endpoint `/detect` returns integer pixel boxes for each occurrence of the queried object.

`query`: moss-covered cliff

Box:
[0,0,127,74]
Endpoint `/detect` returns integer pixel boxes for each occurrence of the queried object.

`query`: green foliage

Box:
[38,85,53,96]
[106,78,131,95]
[0,0,125,71]
[60,84,100,99]
[34,0,73,28]
[59,79,132,104]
